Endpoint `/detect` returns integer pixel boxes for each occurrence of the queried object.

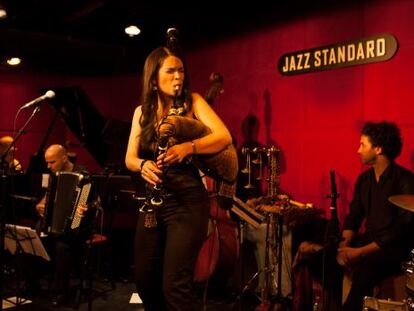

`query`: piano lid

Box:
[45,86,131,171]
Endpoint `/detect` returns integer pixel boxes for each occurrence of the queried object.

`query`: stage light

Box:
[7,57,21,66]
[0,8,6,19]
[125,25,141,37]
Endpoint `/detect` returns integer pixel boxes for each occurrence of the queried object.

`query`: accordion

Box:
[48,171,91,235]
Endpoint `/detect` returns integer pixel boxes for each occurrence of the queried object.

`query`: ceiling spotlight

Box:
[125,25,141,37]
[0,8,7,19]
[7,57,21,66]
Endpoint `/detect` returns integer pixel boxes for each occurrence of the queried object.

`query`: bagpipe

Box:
[143,96,238,216]
[157,113,238,197]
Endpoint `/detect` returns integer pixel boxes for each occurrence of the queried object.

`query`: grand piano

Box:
[28,86,132,174]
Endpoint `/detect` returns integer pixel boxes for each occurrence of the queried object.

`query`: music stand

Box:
[3,224,50,308]
[232,200,293,310]
[231,197,264,229]
[230,197,266,310]
[0,106,43,311]
[5,224,50,261]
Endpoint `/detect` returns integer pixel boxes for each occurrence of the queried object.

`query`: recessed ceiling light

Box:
[7,57,21,66]
[0,9,7,19]
[125,25,141,37]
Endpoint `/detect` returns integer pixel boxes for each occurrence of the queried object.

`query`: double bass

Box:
[193,73,239,284]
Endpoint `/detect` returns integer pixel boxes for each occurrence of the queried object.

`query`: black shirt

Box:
[343,162,414,249]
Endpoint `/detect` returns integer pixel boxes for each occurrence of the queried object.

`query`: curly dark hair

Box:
[361,121,402,161]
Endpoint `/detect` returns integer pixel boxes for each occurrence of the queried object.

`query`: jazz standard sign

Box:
[278,33,398,75]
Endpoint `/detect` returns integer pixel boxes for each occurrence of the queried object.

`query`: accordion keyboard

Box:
[71,183,91,230]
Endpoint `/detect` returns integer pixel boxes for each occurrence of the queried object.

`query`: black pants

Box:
[342,235,408,311]
[51,230,87,295]
[134,185,209,311]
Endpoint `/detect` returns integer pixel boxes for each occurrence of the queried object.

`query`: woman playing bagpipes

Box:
[125,44,233,310]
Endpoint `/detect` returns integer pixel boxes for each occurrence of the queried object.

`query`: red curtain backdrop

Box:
[1,0,414,222]
[186,0,414,222]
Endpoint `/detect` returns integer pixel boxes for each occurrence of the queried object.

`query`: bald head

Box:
[44,144,73,173]
[0,135,15,158]
[0,136,13,145]
[0,135,13,151]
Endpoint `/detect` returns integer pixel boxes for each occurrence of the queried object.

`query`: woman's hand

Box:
[156,142,192,166]
[141,160,163,185]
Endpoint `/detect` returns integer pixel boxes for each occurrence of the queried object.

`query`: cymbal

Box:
[388,195,414,212]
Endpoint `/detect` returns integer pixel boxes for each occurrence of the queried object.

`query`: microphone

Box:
[20,90,55,110]
[166,28,179,50]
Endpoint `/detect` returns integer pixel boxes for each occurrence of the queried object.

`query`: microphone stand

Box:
[316,170,341,311]
[324,170,340,247]
[0,106,41,310]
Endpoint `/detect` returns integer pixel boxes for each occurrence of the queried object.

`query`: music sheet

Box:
[4,224,50,261]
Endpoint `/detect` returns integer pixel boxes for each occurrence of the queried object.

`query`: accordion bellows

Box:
[50,171,91,235]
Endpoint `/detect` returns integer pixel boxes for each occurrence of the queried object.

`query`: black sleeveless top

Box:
[139,139,203,191]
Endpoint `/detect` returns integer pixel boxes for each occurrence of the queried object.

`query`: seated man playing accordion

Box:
[33,144,96,307]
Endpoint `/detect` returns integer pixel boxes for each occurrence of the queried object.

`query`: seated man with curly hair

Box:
[338,121,414,311]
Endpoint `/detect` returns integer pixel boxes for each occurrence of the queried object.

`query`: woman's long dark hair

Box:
[139,47,192,148]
